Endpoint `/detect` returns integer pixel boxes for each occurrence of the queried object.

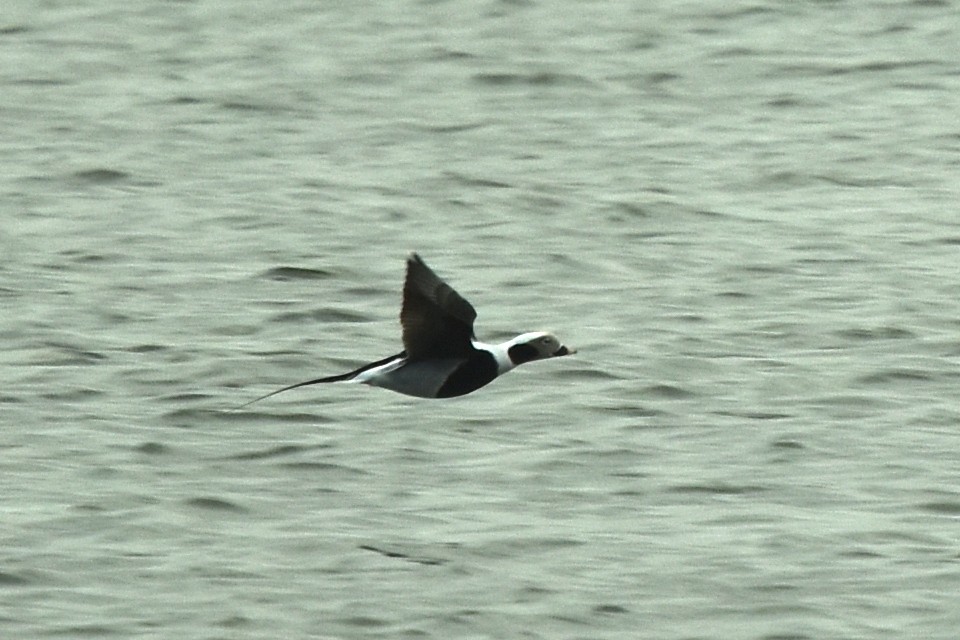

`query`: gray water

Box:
[3,1,960,638]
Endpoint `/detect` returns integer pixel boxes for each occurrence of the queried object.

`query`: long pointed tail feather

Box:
[234,351,405,410]
[235,371,357,410]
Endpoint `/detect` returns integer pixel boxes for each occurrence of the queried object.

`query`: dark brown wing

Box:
[400,253,478,360]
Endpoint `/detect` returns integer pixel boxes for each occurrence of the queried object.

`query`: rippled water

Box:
[3,1,960,638]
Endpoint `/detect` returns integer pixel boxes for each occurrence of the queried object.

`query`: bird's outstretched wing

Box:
[400,253,478,360]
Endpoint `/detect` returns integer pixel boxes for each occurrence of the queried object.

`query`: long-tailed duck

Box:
[241,253,574,405]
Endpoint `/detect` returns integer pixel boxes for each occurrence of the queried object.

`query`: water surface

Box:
[2,1,960,638]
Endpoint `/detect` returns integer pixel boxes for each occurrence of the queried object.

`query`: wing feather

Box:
[400,253,477,359]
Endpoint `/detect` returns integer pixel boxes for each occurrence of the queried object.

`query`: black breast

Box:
[436,350,499,398]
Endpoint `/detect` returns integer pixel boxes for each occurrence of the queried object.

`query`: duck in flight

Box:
[240,253,575,406]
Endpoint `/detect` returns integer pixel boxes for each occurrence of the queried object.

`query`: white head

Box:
[477,332,576,375]
[505,332,576,367]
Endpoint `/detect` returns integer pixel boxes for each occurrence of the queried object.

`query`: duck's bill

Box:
[553,345,576,356]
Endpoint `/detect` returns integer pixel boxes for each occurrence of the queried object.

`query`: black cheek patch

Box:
[508,343,540,365]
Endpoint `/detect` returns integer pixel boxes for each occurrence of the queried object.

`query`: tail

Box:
[234,371,357,410]
[235,352,404,410]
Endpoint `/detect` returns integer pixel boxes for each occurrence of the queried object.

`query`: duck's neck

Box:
[472,339,517,376]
